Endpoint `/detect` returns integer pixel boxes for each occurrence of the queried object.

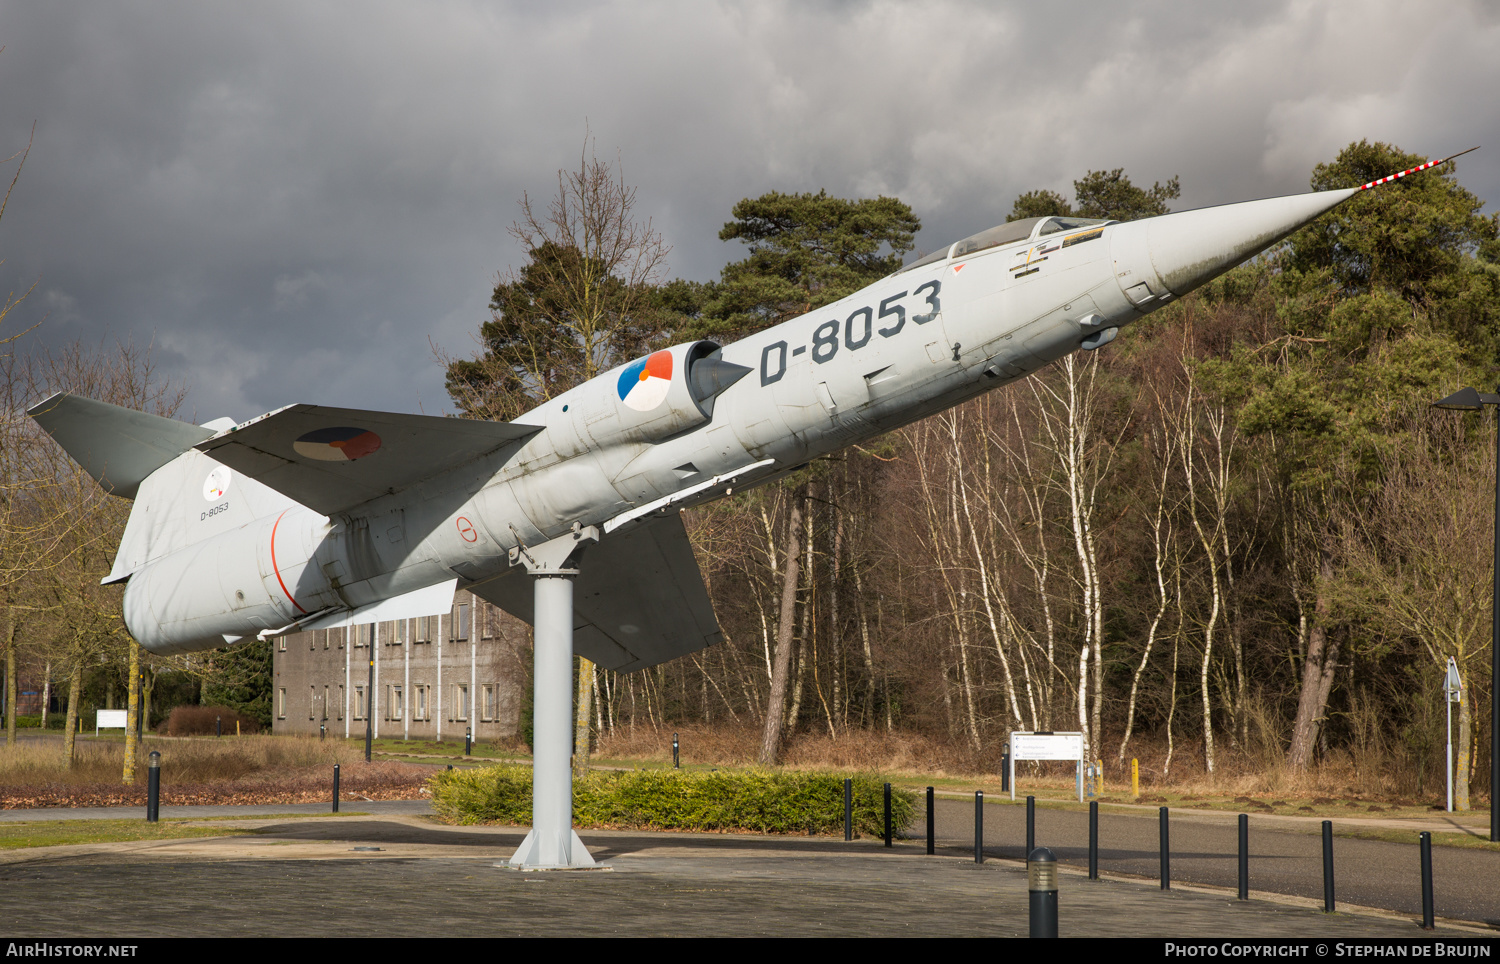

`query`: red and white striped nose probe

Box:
[1358,146,1479,191]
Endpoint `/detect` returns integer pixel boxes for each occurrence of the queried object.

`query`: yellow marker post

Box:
[236,720,241,737]
[1132,758,1139,798]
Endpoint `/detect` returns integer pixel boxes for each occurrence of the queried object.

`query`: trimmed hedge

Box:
[429,765,916,836]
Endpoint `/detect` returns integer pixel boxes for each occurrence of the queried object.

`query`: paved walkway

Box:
[0,809,1493,939]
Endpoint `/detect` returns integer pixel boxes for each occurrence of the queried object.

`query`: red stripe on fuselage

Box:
[270,510,307,614]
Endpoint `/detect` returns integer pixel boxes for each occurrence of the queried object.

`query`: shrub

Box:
[429,764,915,836]
[159,705,262,737]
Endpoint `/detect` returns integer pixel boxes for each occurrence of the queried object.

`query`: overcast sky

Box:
[1,0,1496,422]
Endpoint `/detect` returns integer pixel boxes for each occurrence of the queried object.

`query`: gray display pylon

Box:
[508,525,600,870]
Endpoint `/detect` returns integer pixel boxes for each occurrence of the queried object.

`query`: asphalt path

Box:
[921,794,1500,926]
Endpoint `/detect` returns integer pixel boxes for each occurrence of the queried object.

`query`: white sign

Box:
[1011,732,1084,761]
[1008,731,1087,802]
[96,709,127,731]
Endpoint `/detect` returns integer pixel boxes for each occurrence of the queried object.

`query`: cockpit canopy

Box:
[899,215,1111,274]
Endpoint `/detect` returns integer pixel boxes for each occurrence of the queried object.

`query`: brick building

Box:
[271,588,530,743]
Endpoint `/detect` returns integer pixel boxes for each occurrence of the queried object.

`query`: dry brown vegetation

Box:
[0,736,435,808]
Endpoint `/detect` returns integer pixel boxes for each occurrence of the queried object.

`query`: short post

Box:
[1419,831,1435,930]
[843,778,853,841]
[332,763,340,813]
[1087,801,1098,880]
[925,786,935,855]
[1238,814,1249,900]
[1131,758,1139,798]
[883,783,893,848]
[146,751,160,823]
[319,723,326,741]
[974,790,984,864]
[672,732,679,769]
[1026,795,1036,857]
[465,726,472,756]
[1322,820,1335,913]
[215,715,221,738]
[1000,744,1011,793]
[1159,806,1170,890]
[1028,847,1059,938]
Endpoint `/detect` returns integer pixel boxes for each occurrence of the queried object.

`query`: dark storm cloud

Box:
[0,1,1493,420]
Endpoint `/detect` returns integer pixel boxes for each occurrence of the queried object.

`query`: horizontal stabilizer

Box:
[196,404,541,516]
[470,513,722,672]
[27,393,215,499]
[294,579,458,634]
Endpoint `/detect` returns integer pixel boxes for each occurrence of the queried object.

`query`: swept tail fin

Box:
[27,393,214,499]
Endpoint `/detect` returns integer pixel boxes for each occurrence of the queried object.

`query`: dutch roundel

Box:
[617,350,673,412]
[293,426,382,462]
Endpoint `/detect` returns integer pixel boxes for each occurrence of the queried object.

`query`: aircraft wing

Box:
[469,512,723,672]
[195,404,541,516]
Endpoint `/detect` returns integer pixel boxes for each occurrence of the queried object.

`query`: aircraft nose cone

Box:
[1108,188,1357,308]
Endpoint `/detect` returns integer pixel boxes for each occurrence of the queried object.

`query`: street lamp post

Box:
[1431,386,1500,842]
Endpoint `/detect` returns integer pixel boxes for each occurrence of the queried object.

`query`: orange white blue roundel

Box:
[617,350,673,412]
[293,427,382,462]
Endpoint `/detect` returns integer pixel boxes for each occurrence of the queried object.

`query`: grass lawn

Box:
[0,812,365,850]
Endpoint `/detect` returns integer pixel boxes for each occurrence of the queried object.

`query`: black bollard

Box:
[1028,847,1059,938]
[215,715,221,738]
[672,732,679,769]
[1238,814,1249,900]
[1088,801,1098,880]
[1000,744,1011,793]
[332,763,340,813]
[1026,795,1035,857]
[1419,831,1435,930]
[1159,807,1170,890]
[843,778,853,841]
[465,727,471,756]
[146,750,160,823]
[883,783,893,848]
[974,791,984,864]
[925,786,935,855]
[1322,821,1335,913]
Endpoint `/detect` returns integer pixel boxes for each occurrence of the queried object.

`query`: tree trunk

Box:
[63,660,83,767]
[123,640,139,784]
[573,655,595,777]
[4,619,16,747]
[1288,557,1337,770]
[758,487,804,765]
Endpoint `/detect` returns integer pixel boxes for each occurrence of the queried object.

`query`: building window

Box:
[388,620,405,646]
[278,688,286,720]
[323,685,330,722]
[354,685,367,721]
[309,686,316,721]
[481,684,496,722]
[414,684,429,721]
[480,603,496,640]
[337,685,345,720]
[451,683,469,722]
[278,635,287,652]
[387,684,403,721]
[453,602,470,642]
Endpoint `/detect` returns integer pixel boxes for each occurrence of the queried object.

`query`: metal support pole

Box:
[465,726,472,756]
[844,778,853,841]
[672,732,679,769]
[146,751,160,823]
[1028,847,1058,938]
[1088,801,1098,880]
[1159,807,1170,890]
[1238,813,1249,900]
[1000,744,1010,793]
[883,783,892,848]
[332,763,340,813]
[509,526,599,870]
[925,786,935,855]
[1322,820,1335,912]
[1026,795,1035,857]
[1420,831,1435,930]
[365,642,374,763]
[974,791,984,864]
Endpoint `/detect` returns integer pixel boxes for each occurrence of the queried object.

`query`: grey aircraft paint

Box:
[29,157,1466,672]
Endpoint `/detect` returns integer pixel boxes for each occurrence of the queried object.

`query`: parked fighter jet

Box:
[30,149,1473,866]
